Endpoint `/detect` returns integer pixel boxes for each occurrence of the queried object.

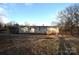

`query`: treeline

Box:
[57,4,79,35]
[0,22,19,34]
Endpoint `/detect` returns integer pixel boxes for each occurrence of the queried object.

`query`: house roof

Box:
[19,25,58,28]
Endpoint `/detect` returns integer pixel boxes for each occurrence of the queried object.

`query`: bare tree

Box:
[24,22,30,26]
[57,4,79,35]
[6,21,19,34]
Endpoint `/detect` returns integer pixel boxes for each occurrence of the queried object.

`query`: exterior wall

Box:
[35,27,47,33]
[47,27,59,34]
[30,28,35,33]
[19,27,29,33]
[19,26,59,34]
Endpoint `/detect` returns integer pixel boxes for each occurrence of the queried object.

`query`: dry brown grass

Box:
[32,39,59,55]
[0,34,79,55]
